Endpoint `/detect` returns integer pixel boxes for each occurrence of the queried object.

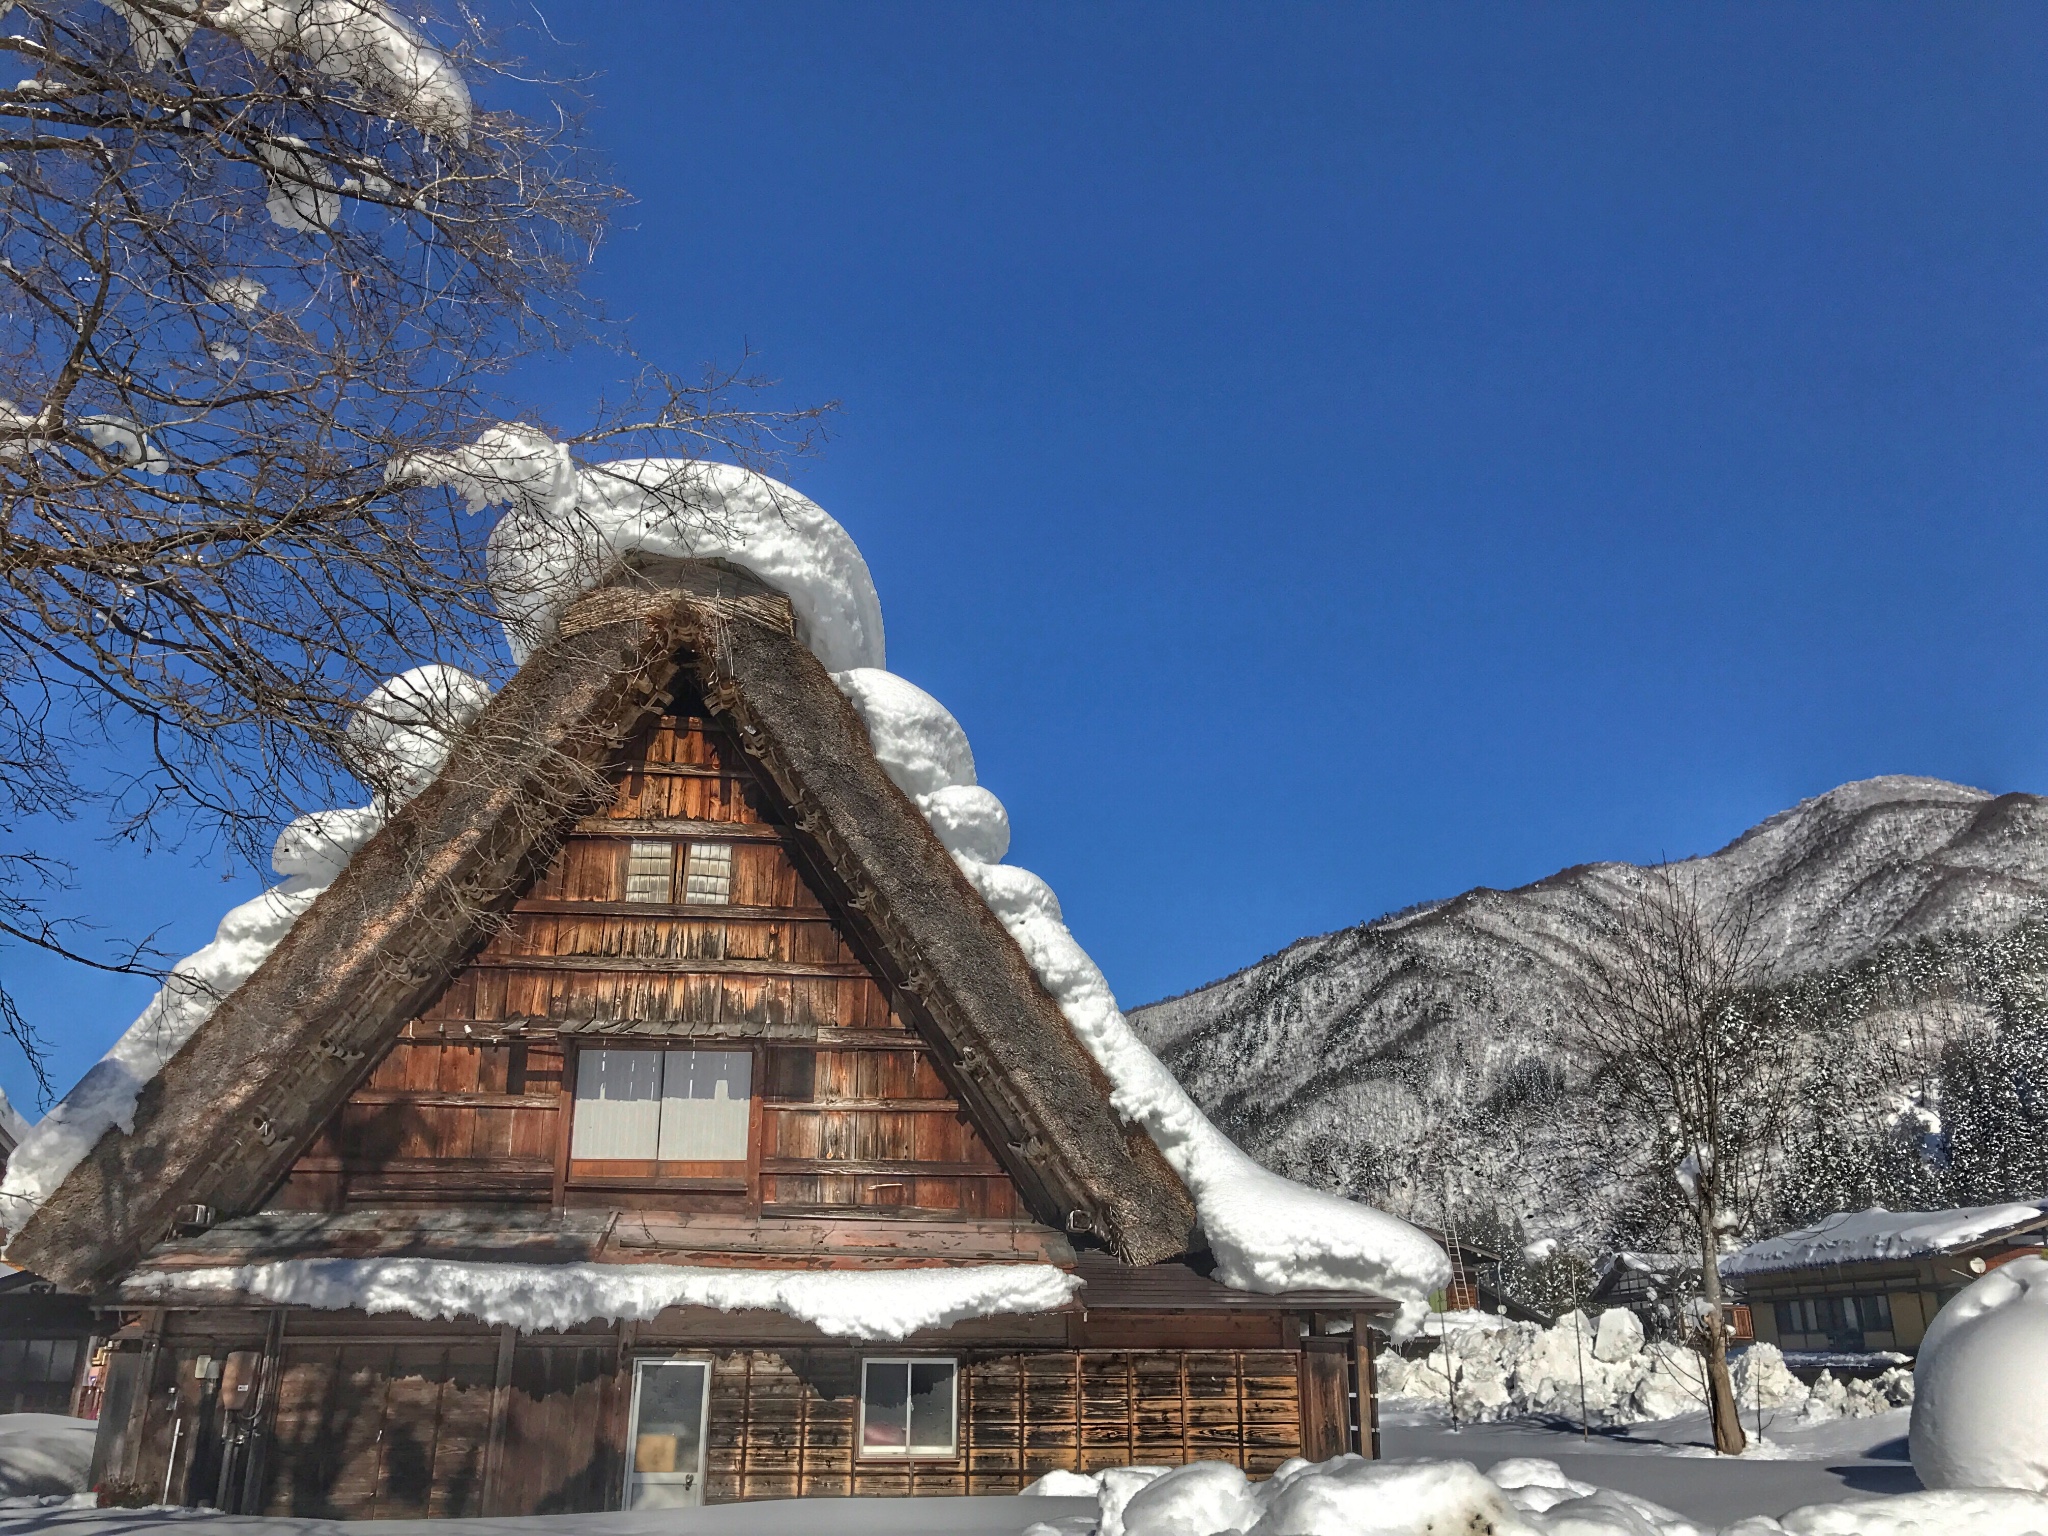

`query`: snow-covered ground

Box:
[1383,1404,1918,1526]
[0,1414,95,1504]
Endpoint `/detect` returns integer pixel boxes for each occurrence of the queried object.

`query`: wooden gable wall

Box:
[266,680,1035,1229]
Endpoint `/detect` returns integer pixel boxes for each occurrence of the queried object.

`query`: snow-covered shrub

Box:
[1911,1255,2048,1491]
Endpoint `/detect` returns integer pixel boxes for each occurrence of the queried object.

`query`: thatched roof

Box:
[8,561,1197,1290]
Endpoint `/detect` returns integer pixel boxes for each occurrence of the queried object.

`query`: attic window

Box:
[682,843,734,905]
[624,841,675,904]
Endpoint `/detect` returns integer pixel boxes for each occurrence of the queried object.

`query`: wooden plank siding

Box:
[264,693,1027,1229]
[112,1328,1311,1516]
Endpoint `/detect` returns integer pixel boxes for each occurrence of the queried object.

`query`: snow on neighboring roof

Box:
[404,430,1449,1335]
[0,1087,29,1155]
[1723,1202,2048,1278]
[129,1258,1081,1342]
[0,671,489,1240]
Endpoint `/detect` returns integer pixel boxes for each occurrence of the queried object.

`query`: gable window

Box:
[683,842,734,905]
[858,1359,957,1458]
[624,841,675,903]
[570,1048,752,1175]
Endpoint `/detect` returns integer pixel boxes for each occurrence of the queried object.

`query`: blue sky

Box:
[8,2,2048,1111]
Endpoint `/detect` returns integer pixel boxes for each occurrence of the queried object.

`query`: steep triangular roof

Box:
[7,561,1197,1290]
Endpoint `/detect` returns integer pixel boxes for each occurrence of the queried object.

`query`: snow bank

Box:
[391,428,885,672]
[1723,1202,2048,1277]
[1050,1453,2048,1536]
[129,1257,1080,1341]
[1054,1455,1706,1536]
[1377,1315,1910,1429]
[0,1414,94,1504]
[402,427,1449,1334]
[1910,1254,2048,1492]
[0,670,488,1241]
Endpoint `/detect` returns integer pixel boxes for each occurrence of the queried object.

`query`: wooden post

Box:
[480,1326,517,1515]
[237,1309,287,1513]
[1352,1313,1380,1460]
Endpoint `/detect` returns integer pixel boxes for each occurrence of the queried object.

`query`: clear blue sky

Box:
[8,2,2048,1111]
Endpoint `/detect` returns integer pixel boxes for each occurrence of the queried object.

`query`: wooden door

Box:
[1298,1343,1351,1463]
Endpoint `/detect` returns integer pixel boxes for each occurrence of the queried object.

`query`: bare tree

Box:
[1567,861,1785,1455]
[0,1,828,1092]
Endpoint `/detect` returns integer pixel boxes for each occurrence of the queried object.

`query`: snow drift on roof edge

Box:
[130,1258,1081,1342]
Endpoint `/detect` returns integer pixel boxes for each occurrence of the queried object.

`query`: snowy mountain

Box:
[1129,776,2048,1257]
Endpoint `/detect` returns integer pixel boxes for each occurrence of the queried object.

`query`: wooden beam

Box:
[462,954,868,978]
[573,818,789,841]
[480,1325,517,1515]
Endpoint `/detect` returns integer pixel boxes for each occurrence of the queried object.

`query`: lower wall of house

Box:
[97,1309,1339,1518]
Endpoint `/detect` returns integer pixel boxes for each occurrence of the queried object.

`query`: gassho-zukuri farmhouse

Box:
[0,437,1449,1516]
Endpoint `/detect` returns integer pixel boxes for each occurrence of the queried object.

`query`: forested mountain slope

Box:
[1130,777,2048,1256]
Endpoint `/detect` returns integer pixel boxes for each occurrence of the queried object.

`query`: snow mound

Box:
[391,427,885,672]
[0,1414,94,1503]
[0,670,487,1242]
[1724,1203,2048,1277]
[833,668,975,798]
[1377,1316,1911,1429]
[1744,1487,2048,1535]
[345,662,493,806]
[129,1257,1080,1341]
[1069,1454,1705,1536]
[1910,1254,2048,1491]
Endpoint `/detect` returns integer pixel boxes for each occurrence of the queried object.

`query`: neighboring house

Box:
[0,1088,106,1419]
[1724,1201,2048,1357]
[1418,1230,1552,1326]
[5,563,1414,1516]
[1587,1252,1694,1330]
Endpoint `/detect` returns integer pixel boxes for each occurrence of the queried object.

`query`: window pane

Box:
[658,1050,751,1161]
[682,843,734,905]
[633,1362,707,1473]
[624,841,674,903]
[1865,1293,1892,1330]
[46,1339,76,1384]
[908,1362,956,1454]
[862,1362,909,1450]
[1775,1301,1798,1336]
[572,1049,664,1159]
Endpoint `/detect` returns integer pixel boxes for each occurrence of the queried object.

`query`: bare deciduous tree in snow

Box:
[0,1,827,1092]
[1568,862,1784,1456]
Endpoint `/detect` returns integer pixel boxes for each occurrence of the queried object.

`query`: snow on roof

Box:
[1722,1202,2048,1278]
[130,1258,1081,1341]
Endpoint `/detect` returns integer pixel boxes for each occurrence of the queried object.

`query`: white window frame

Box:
[623,840,676,904]
[682,841,735,905]
[856,1356,959,1459]
[569,1047,754,1166]
[622,1356,713,1509]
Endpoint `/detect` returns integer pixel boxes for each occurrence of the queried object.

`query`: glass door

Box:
[625,1358,711,1509]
